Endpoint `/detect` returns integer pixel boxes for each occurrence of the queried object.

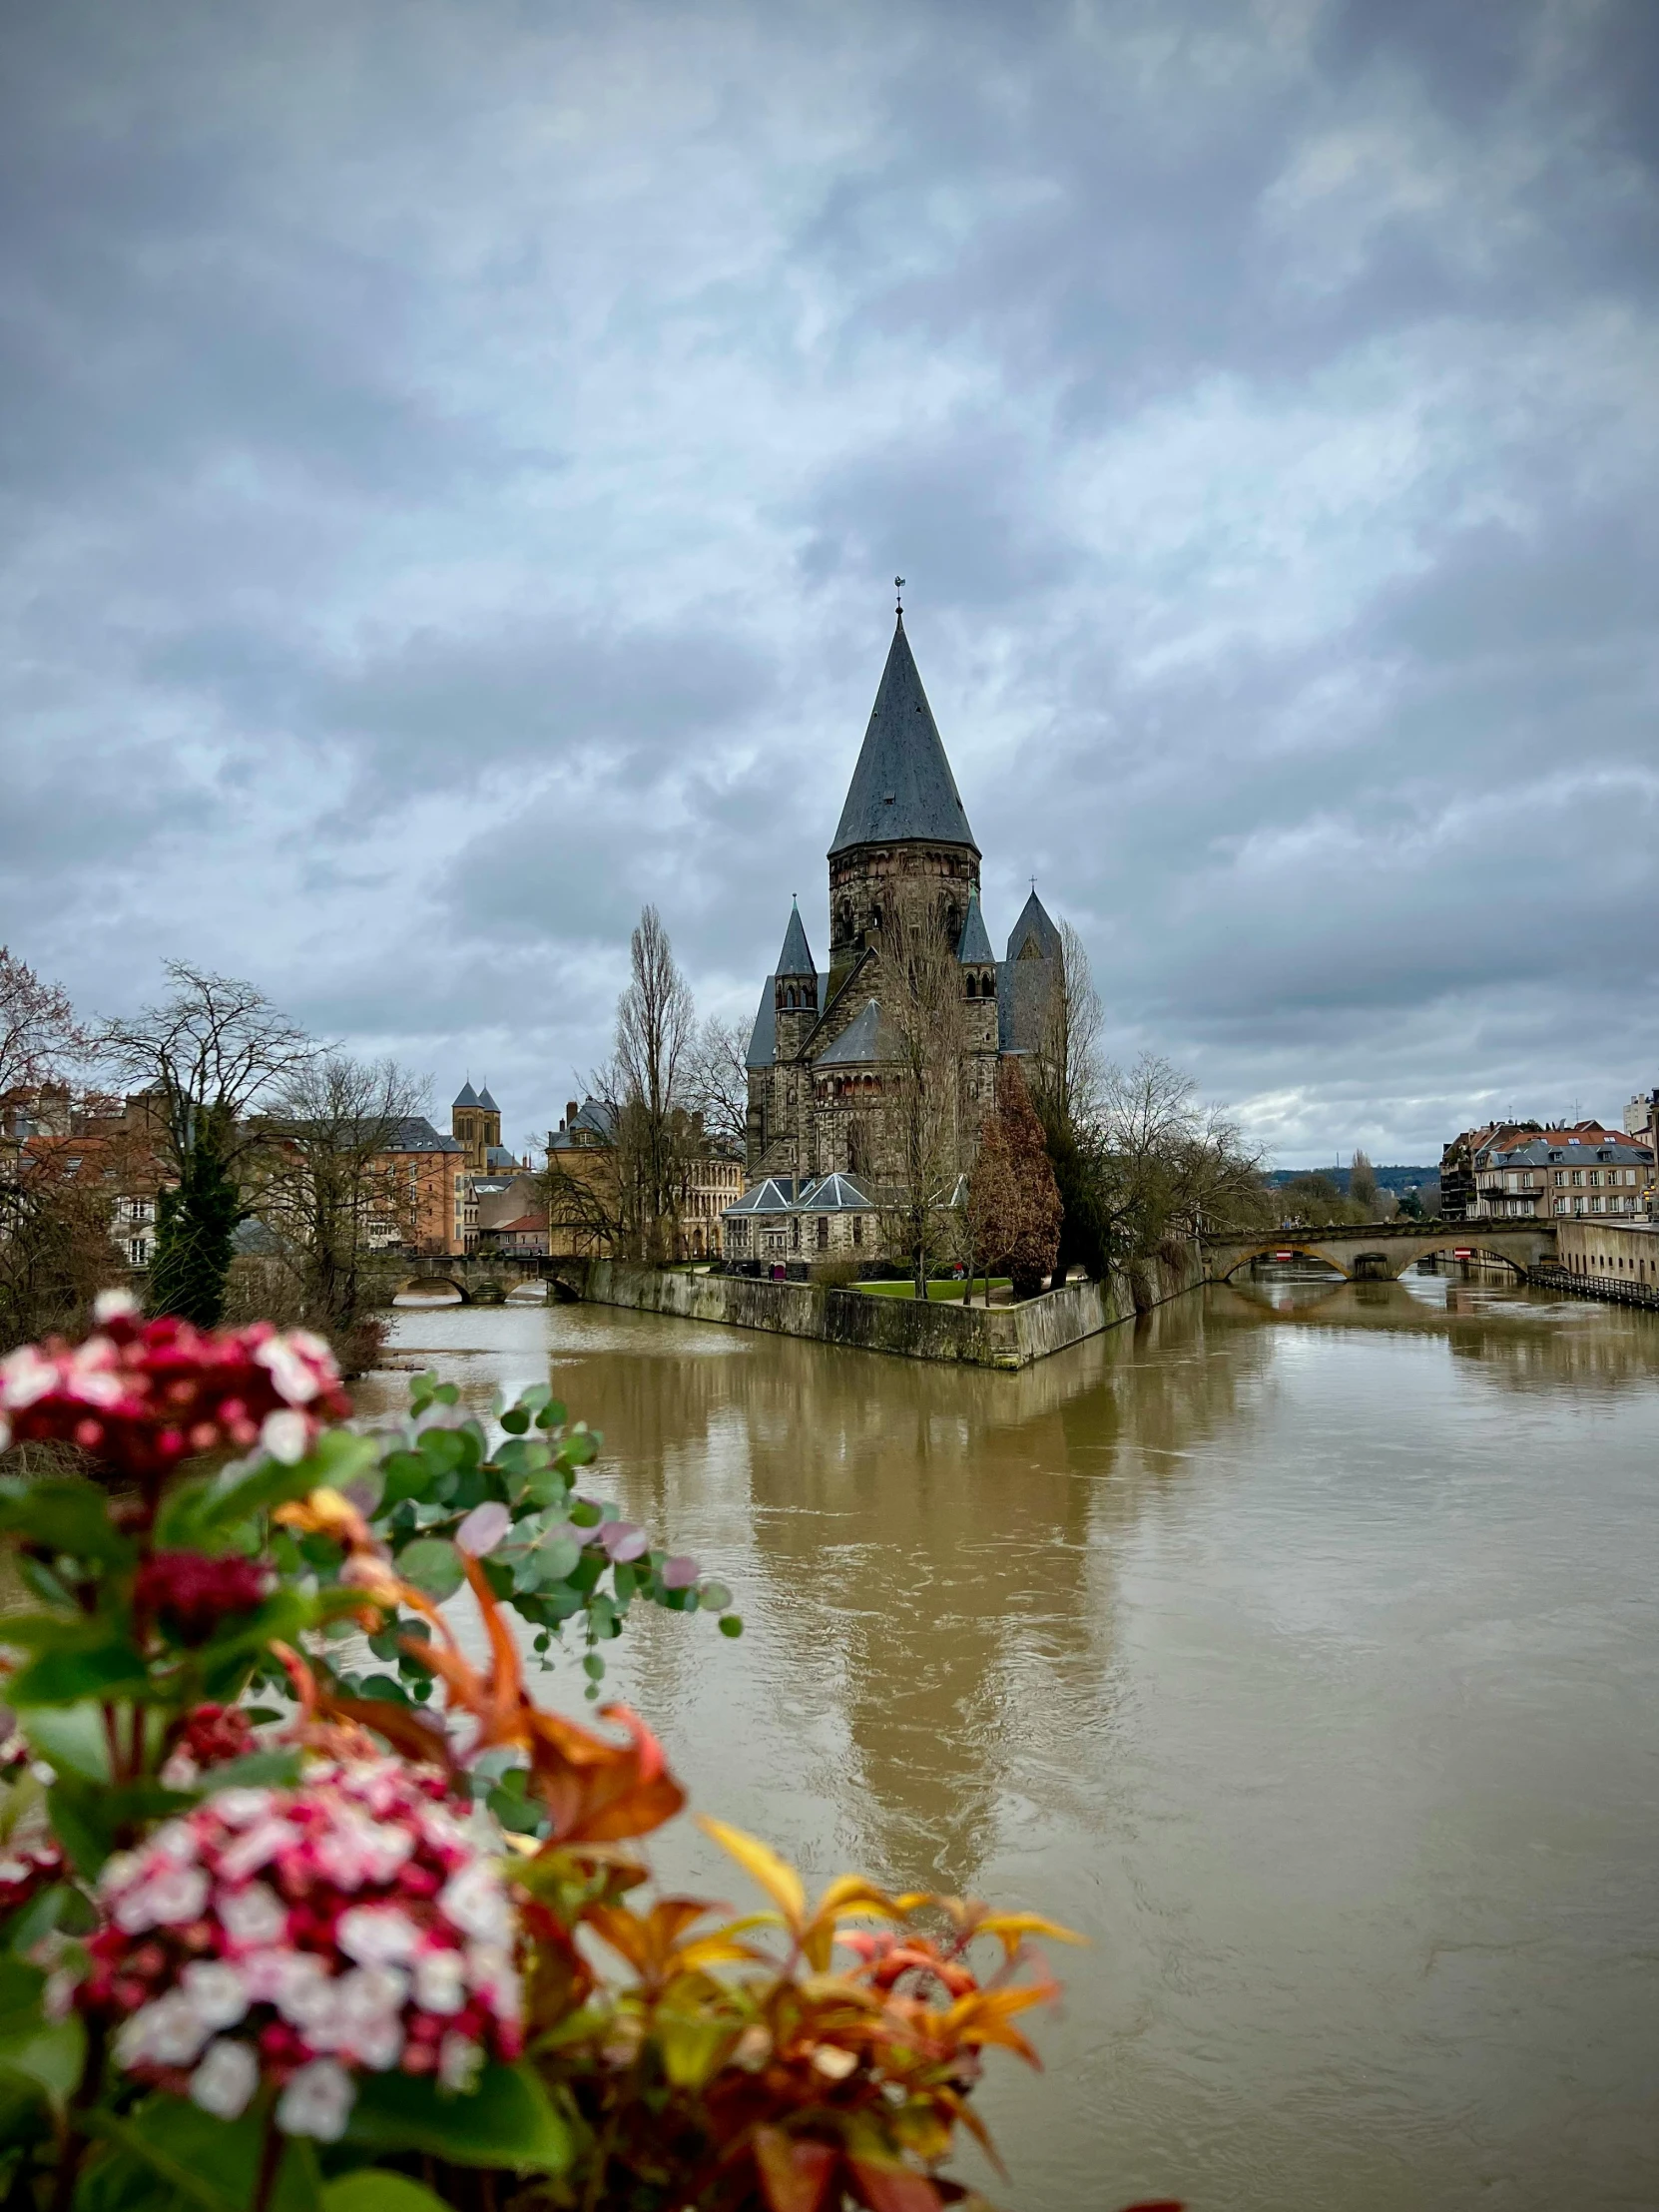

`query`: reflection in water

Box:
[357,1281,1659,2212]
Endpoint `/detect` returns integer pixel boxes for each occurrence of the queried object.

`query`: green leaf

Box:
[394,1537,462,1602]
[76,2094,324,2212]
[200,1747,301,1793]
[20,1700,110,1781]
[499,1407,530,1435]
[700,1581,733,1612]
[568,1498,601,1528]
[0,2018,84,2110]
[0,1481,132,1566]
[0,1610,111,1653]
[8,1643,151,1707]
[322,2177,453,2212]
[375,1450,433,1513]
[345,2059,570,2171]
[49,1776,193,1878]
[201,1429,378,1539]
[719,1613,745,1638]
[515,1384,554,1415]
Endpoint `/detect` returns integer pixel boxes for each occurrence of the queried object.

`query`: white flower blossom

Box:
[218,1882,288,1948]
[259,1407,309,1465]
[219,1815,299,1881]
[190,2037,259,2119]
[213,1787,275,1831]
[313,1809,412,1890]
[439,2033,484,2092]
[254,1339,320,1405]
[181,1959,250,2032]
[413,1947,465,2015]
[337,1905,420,1966]
[115,1990,214,2068]
[276,2057,355,2141]
[439,1861,511,1944]
[0,1347,59,1409]
[93,1289,142,1324]
[115,1863,209,1934]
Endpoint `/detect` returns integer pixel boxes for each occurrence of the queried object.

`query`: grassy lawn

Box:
[857,1278,1011,1302]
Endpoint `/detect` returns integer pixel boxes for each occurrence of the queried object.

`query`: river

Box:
[356,1273,1659,2212]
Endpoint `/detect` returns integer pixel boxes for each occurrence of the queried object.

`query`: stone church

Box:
[728,609,1060,1259]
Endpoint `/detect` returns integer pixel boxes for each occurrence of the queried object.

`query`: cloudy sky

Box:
[2,0,1656,1165]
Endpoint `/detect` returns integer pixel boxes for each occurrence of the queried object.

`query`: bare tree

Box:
[98,964,317,1325]
[876,893,971,1299]
[612,909,697,1264]
[0,947,84,1102]
[1099,1053,1269,1258]
[1349,1150,1380,1216]
[1026,918,1104,1145]
[685,1014,751,1153]
[252,1054,428,1362]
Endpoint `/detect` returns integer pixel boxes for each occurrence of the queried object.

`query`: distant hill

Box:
[1268,1166,1436,1194]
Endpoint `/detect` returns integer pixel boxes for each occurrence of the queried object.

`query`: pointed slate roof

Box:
[746,977,778,1068]
[1005,889,1060,964]
[816,998,897,1066]
[477,1086,499,1112]
[452,1080,480,1109]
[956,887,995,965]
[776,899,815,977]
[830,616,978,857]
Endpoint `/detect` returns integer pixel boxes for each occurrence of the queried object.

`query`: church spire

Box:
[829,612,978,858]
[776,896,815,977]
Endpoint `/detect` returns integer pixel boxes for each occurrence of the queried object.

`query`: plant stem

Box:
[251,2110,284,2212]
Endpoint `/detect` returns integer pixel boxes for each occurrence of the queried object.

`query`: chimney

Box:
[565,1100,578,1127]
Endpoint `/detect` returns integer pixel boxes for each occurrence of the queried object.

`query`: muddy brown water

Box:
[356,1274,1659,2211]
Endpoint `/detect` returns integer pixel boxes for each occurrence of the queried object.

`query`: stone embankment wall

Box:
[576,1247,1204,1370]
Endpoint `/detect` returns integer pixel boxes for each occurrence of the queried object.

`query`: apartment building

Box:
[1464,1124,1653,1222]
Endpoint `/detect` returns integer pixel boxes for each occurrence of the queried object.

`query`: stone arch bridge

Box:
[1201,1220,1555,1284]
[389,1254,593,1306]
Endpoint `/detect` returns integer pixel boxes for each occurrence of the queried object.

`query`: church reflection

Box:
[534,1296,1274,1896]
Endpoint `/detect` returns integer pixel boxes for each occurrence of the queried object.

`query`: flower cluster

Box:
[0,1837,64,1920]
[81,1759,522,2141]
[0,1292,349,1478]
[158,1702,256,1790]
[135,1552,273,1645]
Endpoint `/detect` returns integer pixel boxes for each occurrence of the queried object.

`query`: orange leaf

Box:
[754,2128,838,2212]
[845,2156,941,2212]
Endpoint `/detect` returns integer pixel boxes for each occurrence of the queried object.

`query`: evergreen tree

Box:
[1350,1150,1380,1216]
[146,1104,242,1327]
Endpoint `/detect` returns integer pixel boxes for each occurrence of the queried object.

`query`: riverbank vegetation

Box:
[0,1300,1111,2211]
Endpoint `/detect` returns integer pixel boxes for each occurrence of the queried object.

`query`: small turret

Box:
[773,899,820,1059]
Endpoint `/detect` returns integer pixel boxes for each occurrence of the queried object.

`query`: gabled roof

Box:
[477,1087,500,1112]
[956,887,995,965]
[830,616,977,857]
[452,1081,480,1109]
[798,1172,873,1212]
[725,1176,805,1216]
[814,998,895,1066]
[777,899,815,977]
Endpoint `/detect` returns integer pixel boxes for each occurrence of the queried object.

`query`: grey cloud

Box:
[2,0,1657,1160]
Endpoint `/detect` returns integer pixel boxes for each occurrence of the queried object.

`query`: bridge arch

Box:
[392,1275,471,1304]
[1214,1239,1354,1282]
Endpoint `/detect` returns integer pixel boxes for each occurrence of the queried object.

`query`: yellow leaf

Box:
[654,2008,732,2089]
[697,1817,806,1928]
[972,1912,1086,1951]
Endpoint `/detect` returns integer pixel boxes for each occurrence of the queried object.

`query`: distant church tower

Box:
[451,1081,501,1172]
[739,603,1063,1190]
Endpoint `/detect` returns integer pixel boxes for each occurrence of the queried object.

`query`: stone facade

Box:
[737,611,1060,1228]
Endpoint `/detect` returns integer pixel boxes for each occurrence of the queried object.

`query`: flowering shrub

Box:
[0,1301,1148,2212]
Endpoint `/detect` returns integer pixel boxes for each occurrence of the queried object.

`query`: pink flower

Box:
[85,1757,523,2132]
[661,1554,700,1588]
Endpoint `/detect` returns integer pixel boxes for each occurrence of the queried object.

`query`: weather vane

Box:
[894,575,905,615]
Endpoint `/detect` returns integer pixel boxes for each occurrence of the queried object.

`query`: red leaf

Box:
[845,2157,941,2212]
[754,2128,838,2212]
